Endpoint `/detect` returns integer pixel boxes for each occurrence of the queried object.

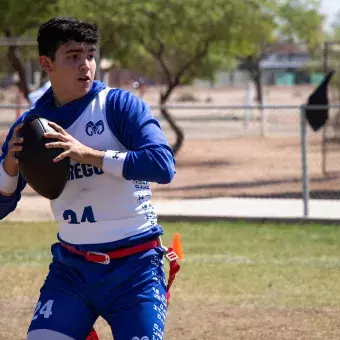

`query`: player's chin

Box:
[76,79,93,94]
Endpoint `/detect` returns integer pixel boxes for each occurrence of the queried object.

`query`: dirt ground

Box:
[3,298,340,339]
[7,132,340,223]
[156,134,340,199]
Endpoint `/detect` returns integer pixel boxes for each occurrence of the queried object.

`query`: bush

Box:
[176,92,199,102]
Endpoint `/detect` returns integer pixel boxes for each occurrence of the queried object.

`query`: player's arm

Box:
[44,90,176,184]
[103,89,176,184]
[0,121,27,219]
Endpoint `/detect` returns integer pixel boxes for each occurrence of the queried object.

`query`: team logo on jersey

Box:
[85,120,104,136]
[111,151,121,160]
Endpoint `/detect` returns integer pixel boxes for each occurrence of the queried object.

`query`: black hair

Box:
[37,17,99,60]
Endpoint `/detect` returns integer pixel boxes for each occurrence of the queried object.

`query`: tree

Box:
[324,10,340,107]
[239,0,324,105]
[236,1,276,105]
[0,0,325,153]
[77,0,283,153]
[0,0,57,100]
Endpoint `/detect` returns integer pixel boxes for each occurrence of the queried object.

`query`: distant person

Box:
[132,77,146,99]
[28,79,51,108]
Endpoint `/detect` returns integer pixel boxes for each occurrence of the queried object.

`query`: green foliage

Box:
[277,0,324,50]
[0,0,58,74]
[0,0,57,36]
[50,0,279,87]
[323,11,340,103]
[0,1,326,95]
[0,0,326,85]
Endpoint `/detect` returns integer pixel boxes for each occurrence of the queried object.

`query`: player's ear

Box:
[39,56,53,74]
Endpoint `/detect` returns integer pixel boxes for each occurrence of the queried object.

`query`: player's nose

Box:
[79,59,91,72]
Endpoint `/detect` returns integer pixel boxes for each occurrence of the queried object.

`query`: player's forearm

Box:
[3,155,19,176]
[86,147,176,184]
[0,159,19,195]
[80,148,127,179]
[123,146,176,184]
[83,148,105,169]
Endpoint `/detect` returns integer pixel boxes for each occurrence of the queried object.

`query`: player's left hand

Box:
[44,121,94,164]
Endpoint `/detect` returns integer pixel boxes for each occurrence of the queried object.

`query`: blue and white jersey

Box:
[53,87,159,244]
[0,81,176,248]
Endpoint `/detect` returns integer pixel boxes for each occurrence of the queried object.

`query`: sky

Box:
[320,0,340,30]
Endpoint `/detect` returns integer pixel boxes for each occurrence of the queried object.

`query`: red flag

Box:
[86,328,99,340]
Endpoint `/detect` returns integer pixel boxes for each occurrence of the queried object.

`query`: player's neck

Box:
[52,91,80,107]
[53,96,62,107]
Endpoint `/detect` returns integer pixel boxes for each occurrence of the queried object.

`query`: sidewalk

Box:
[2,194,340,223]
[154,197,340,223]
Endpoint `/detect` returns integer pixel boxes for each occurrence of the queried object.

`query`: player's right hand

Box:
[3,123,24,175]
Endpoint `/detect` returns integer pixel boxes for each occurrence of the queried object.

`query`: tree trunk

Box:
[252,69,263,105]
[244,56,263,105]
[160,92,184,155]
[4,30,30,101]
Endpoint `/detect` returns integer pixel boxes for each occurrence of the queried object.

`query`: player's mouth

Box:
[78,75,91,84]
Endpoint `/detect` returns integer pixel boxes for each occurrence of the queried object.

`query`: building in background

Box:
[260,43,314,86]
[195,43,323,88]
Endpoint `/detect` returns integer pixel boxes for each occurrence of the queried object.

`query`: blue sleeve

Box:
[0,115,28,220]
[106,89,176,184]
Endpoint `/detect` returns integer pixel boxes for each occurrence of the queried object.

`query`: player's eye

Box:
[67,55,79,60]
[87,55,95,61]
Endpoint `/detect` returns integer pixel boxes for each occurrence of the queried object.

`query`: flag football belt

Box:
[60,238,180,305]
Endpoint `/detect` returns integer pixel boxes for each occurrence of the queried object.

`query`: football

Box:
[16,115,70,200]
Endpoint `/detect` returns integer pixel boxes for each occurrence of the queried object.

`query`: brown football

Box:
[16,115,70,200]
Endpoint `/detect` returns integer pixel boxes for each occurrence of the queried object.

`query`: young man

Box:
[0,17,176,340]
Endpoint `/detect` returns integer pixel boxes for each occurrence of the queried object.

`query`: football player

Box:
[0,17,176,340]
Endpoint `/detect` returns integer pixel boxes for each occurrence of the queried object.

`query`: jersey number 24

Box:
[63,206,96,224]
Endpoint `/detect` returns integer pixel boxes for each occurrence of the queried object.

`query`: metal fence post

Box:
[322,125,327,176]
[300,105,309,218]
[260,105,267,137]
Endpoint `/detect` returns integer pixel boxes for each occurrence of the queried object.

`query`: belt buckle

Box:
[86,251,110,265]
[165,250,179,262]
[158,237,178,262]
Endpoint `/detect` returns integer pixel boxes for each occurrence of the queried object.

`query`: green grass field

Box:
[1,220,340,339]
